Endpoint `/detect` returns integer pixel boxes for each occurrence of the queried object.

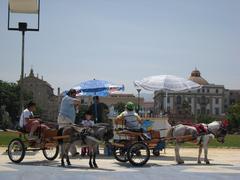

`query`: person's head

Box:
[93,96,99,103]
[27,101,36,112]
[125,101,135,111]
[67,89,77,98]
[85,111,92,120]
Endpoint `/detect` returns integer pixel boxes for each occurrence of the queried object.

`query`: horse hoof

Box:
[94,164,98,168]
[177,161,184,165]
[206,161,210,165]
[198,161,201,164]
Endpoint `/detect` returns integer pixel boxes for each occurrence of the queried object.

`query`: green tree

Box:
[227,103,240,131]
[114,102,125,114]
[75,105,89,124]
[0,80,32,128]
[197,115,216,124]
[181,100,191,115]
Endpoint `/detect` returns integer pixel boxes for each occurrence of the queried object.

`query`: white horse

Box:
[167,121,228,164]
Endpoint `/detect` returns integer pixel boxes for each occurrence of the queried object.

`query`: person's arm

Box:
[24,111,35,124]
[73,99,80,106]
[136,114,143,124]
[69,97,81,112]
[115,112,124,124]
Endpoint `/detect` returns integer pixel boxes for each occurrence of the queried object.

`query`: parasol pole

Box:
[165,91,168,114]
[94,92,98,123]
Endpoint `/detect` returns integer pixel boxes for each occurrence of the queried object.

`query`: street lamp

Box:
[8,0,40,111]
[136,88,141,113]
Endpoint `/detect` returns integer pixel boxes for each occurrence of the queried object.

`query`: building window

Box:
[167,97,170,103]
[215,98,219,104]
[176,96,181,105]
[215,108,219,115]
[197,89,200,93]
[201,107,206,114]
[188,97,191,103]
[197,109,201,114]
[201,96,206,104]
[197,97,201,104]
[216,89,219,94]
[207,89,210,93]
[202,88,205,93]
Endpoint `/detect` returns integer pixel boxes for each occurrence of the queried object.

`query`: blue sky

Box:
[0,0,240,95]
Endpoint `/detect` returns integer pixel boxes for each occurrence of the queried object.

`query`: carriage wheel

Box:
[152,149,160,156]
[42,145,59,161]
[113,146,128,162]
[8,138,25,163]
[127,142,150,166]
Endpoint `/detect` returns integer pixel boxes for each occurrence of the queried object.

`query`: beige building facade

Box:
[154,69,226,118]
[21,69,60,122]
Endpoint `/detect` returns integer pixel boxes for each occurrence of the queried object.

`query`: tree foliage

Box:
[0,80,32,128]
[227,102,240,130]
[114,102,125,114]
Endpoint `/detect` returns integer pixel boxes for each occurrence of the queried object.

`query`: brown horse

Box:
[59,123,113,168]
[167,121,228,164]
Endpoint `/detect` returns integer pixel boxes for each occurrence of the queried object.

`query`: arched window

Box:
[176,96,182,105]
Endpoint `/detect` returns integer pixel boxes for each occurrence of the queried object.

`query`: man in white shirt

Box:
[58,89,80,156]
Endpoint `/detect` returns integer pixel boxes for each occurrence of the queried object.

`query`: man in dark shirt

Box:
[88,96,109,123]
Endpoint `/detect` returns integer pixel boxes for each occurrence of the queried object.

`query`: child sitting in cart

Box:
[116,102,143,130]
[116,102,152,139]
[81,111,94,156]
[19,101,50,140]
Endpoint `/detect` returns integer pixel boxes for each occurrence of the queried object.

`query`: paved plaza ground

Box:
[0,147,239,180]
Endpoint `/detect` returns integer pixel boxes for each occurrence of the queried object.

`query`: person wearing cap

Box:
[58,89,81,156]
[116,101,142,130]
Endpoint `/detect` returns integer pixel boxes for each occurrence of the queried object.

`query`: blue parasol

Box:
[71,79,124,122]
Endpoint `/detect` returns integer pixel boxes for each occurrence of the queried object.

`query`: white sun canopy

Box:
[134,75,201,92]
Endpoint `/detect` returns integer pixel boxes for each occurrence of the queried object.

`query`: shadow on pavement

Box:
[114,162,162,168]
[62,165,115,172]
[175,163,234,166]
[7,160,115,171]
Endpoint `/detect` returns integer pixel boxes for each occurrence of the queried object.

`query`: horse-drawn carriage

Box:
[7,123,66,163]
[6,117,228,167]
[7,122,114,168]
[111,118,170,166]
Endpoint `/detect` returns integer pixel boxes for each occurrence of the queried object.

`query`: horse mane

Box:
[208,121,221,126]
